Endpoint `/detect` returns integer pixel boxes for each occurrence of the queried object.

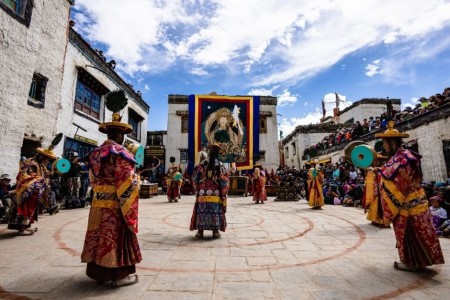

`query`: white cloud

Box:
[190,67,209,76]
[247,87,277,96]
[365,58,383,77]
[74,0,450,83]
[144,84,150,91]
[279,110,323,138]
[377,33,450,84]
[247,87,298,107]
[401,97,419,110]
[279,92,351,137]
[322,93,351,117]
[277,89,299,107]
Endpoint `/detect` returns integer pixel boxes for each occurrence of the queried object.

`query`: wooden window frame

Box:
[181,116,189,133]
[27,73,47,109]
[75,81,101,119]
[180,149,188,163]
[0,0,33,27]
[128,108,144,141]
[260,117,267,133]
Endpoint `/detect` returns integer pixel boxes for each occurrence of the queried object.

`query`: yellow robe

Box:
[307,168,324,207]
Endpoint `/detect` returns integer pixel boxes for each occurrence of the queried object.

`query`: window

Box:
[28,73,48,108]
[180,149,188,163]
[181,116,189,133]
[2,0,19,12]
[63,138,95,159]
[292,142,296,155]
[0,0,33,27]
[148,134,163,146]
[75,82,101,119]
[285,146,289,158]
[260,117,267,133]
[128,109,144,141]
[74,68,108,120]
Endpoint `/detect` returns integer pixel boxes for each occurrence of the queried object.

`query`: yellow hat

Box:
[375,121,409,138]
[99,112,132,134]
[35,132,63,160]
[36,147,58,160]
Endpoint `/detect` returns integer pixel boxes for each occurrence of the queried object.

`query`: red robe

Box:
[81,140,142,281]
[252,176,267,202]
[378,148,444,268]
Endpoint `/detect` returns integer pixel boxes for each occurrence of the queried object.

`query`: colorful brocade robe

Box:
[8,158,48,230]
[81,140,142,269]
[377,148,444,268]
[166,176,182,200]
[307,168,324,207]
[252,176,267,202]
[190,163,229,232]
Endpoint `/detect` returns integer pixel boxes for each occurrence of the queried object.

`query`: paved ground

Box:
[1,193,449,300]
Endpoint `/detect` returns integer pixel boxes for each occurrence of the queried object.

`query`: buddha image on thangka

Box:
[203,106,247,163]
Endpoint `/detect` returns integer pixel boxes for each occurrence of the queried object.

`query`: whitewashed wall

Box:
[0,1,71,177]
[55,41,148,156]
[165,103,189,171]
[258,103,279,172]
[286,132,330,169]
[339,103,401,124]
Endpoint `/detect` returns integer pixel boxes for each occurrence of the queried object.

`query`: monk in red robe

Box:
[81,111,142,287]
[374,121,444,271]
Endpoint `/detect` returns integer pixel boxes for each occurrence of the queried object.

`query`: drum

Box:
[351,145,376,169]
[173,172,182,181]
[53,158,70,174]
[126,143,144,167]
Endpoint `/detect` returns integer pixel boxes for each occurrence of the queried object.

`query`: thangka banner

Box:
[188,95,260,170]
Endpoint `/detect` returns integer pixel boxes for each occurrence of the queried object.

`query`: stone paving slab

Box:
[1,194,449,299]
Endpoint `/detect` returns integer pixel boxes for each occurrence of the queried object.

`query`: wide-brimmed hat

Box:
[35,133,63,160]
[0,174,12,180]
[208,142,222,153]
[375,121,409,138]
[99,112,132,134]
[36,147,58,160]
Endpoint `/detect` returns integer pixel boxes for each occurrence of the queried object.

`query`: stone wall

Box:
[0,1,72,176]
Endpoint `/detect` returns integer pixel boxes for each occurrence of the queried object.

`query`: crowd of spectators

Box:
[304,87,450,159]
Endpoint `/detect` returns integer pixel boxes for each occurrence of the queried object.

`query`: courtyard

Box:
[1,194,449,300]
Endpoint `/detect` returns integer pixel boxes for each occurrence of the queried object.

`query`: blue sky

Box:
[71,0,450,137]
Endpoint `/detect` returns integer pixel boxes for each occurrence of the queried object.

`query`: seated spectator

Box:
[419,97,430,109]
[429,196,447,232]
[438,219,450,237]
[324,186,341,205]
